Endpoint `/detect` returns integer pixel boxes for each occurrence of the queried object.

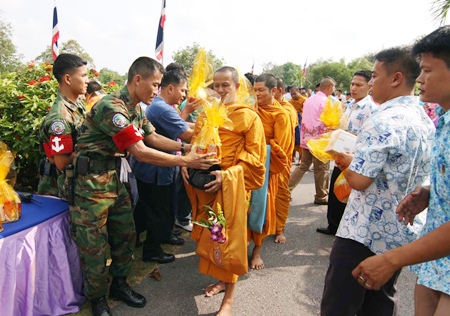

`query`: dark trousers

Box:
[175,167,192,224]
[321,237,401,316]
[136,179,174,257]
[325,166,347,232]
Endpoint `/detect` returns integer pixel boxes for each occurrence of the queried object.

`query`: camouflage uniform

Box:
[38,91,86,198]
[72,86,153,300]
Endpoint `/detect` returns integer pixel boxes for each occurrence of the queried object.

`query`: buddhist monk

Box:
[273,77,297,243]
[289,85,307,161]
[183,66,266,316]
[251,74,291,268]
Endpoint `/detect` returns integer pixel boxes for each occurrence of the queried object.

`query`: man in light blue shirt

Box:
[321,46,435,316]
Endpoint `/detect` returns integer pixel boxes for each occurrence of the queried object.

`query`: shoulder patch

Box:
[51,120,65,135]
[112,113,127,128]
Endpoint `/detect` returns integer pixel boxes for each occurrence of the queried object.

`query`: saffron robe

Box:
[276,98,297,233]
[253,100,291,245]
[186,103,266,283]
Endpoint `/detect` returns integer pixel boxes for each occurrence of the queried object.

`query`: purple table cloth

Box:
[0,196,84,316]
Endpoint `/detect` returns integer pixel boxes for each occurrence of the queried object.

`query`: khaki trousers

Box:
[288,148,330,203]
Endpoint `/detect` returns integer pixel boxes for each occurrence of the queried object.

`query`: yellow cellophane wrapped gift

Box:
[0,141,21,224]
[193,97,233,162]
[306,131,334,163]
[187,47,214,101]
[307,97,344,163]
[319,96,343,129]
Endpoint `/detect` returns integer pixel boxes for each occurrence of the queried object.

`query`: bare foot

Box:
[250,253,265,269]
[274,231,286,244]
[205,281,225,297]
[216,303,232,316]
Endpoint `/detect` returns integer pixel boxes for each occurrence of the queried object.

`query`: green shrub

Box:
[0,61,119,191]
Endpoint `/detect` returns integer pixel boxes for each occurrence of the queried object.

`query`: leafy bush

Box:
[0,61,119,191]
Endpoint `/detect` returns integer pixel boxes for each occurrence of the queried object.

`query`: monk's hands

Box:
[204,170,222,193]
[396,186,430,226]
[183,145,218,170]
[181,167,189,183]
[352,253,399,291]
[334,152,353,171]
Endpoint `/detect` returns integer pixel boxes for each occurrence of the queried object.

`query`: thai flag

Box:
[52,2,60,61]
[155,0,166,62]
[302,60,307,76]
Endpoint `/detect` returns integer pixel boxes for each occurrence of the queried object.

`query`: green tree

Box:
[98,68,126,86]
[431,0,450,25]
[172,42,224,75]
[262,62,304,87]
[35,39,95,67]
[0,15,23,74]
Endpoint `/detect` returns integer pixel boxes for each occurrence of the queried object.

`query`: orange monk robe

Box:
[289,95,307,115]
[185,103,266,283]
[253,100,291,245]
[289,95,307,155]
[275,98,297,234]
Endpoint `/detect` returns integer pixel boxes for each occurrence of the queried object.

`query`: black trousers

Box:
[325,166,347,232]
[321,237,401,316]
[136,178,174,257]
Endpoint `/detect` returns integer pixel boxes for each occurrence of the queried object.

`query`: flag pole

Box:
[52,0,60,60]
[155,0,166,64]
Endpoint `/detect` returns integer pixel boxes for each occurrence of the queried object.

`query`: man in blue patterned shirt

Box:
[320,46,435,316]
[351,25,450,316]
[317,70,378,235]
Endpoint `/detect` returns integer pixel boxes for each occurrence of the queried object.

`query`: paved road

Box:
[113,166,416,316]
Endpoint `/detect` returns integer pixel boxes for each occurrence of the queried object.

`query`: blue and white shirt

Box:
[412,106,450,295]
[341,95,378,134]
[336,96,435,254]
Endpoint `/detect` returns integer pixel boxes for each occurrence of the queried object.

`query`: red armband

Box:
[113,125,144,152]
[43,135,74,157]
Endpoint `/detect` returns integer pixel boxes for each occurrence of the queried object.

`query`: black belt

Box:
[89,158,120,172]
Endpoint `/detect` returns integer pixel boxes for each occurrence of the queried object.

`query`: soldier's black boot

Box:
[109,277,146,308]
[91,296,112,316]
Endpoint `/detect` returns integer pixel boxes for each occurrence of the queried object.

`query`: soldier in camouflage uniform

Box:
[72,57,216,316]
[38,54,88,199]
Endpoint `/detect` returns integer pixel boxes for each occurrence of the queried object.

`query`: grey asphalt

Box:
[112,166,416,316]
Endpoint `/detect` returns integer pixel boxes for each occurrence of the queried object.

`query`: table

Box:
[0,195,84,316]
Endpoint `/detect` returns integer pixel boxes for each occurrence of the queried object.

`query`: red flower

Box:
[44,62,51,66]
[108,81,117,86]
[28,80,39,86]
[27,64,34,69]
[17,95,26,100]
[46,106,51,111]
[40,76,51,82]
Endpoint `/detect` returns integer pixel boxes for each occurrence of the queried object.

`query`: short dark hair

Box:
[52,53,87,83]
[215,66,239,84]
[244,72,255,86]
[87,80,102,94]
[276,77,285,90]
[374,46,420,88]
[412,25,450,69]
[254,73,277,90]
[161,70,187,88]
[127,57,165,83]
[165,62,187,76]
[353,70,372,82]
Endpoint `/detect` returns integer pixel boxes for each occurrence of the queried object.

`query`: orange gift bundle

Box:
[334,169,351,203]
[193,96,233,162]
[0,141,21,227]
